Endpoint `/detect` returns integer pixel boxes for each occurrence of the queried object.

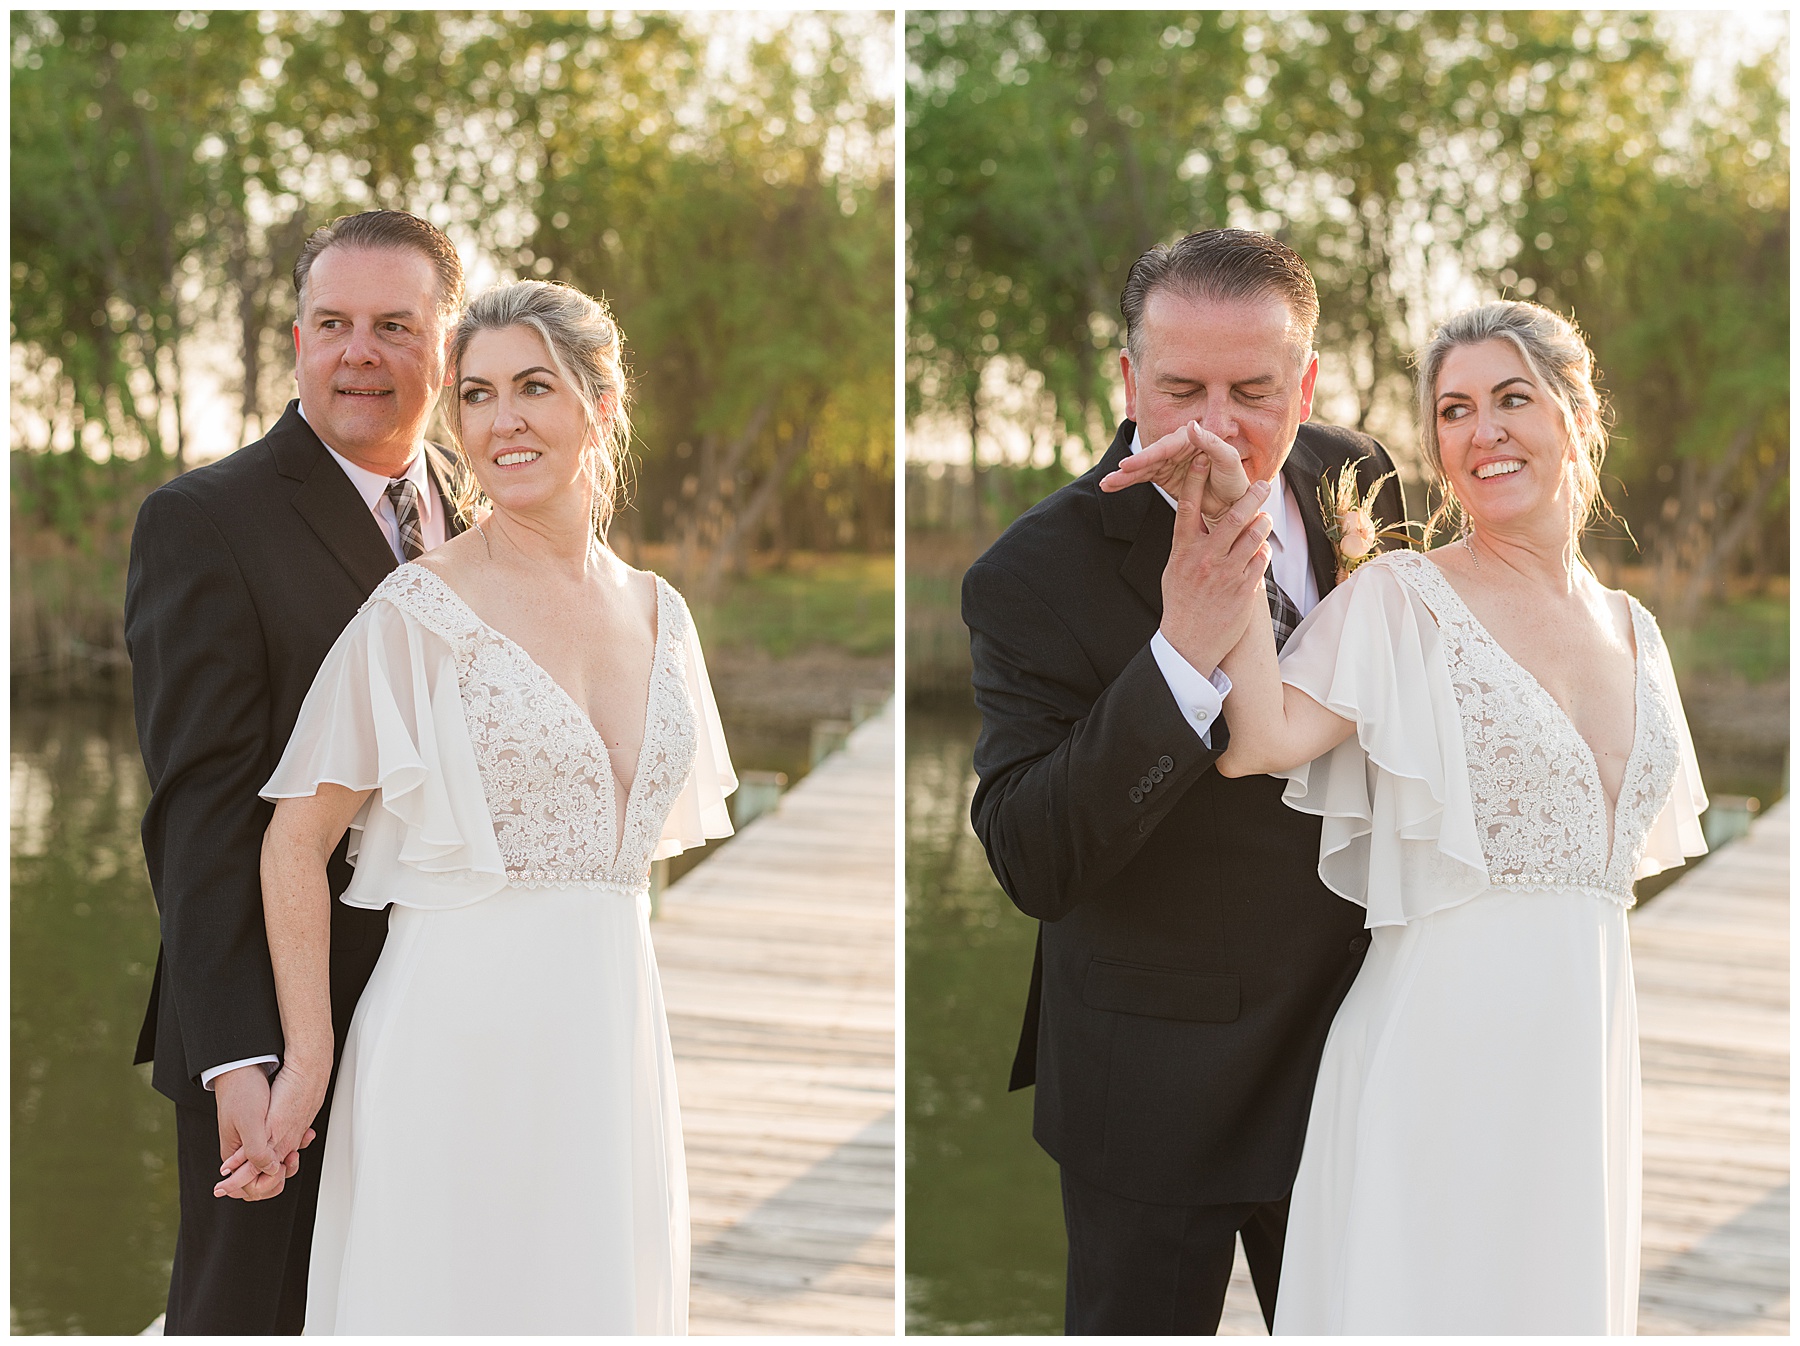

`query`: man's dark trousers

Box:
[1061,1168,1288,1334]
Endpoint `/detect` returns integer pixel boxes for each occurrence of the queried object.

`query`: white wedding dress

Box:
[262,564,735,1335]
[1268,550,1707,1335]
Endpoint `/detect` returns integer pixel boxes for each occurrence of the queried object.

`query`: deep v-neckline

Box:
[1407,553,1646,874]
[408,565,669,857]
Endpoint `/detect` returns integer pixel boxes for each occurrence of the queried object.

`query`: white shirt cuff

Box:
[200,1056,280,1091]
[1150,630,1233,747]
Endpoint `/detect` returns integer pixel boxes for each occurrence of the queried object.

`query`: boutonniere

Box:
[1318,461,1408,584]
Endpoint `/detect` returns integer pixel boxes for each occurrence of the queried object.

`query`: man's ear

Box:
[1121,348,1138,423]
[1296,351,1319,424]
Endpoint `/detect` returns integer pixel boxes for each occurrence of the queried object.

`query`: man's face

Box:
[1121,289,1319,485]
[292,245,450,473]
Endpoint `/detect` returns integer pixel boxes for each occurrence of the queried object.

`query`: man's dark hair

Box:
[1120,228,1319,365]
[292,210,466,321]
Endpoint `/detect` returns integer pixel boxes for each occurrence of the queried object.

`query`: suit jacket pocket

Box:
[1082,958,1240,1023]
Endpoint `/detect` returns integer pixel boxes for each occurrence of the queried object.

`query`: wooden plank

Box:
[655,701,895,1336]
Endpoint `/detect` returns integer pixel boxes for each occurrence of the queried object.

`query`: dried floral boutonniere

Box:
[1319,461,1413,584]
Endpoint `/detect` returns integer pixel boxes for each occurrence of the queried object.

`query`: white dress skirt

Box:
[262,565,737,1335]
[1264,552,1708,1335]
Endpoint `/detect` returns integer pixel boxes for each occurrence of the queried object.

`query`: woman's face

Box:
[456,324,595,515]
[1433,338,1576,536]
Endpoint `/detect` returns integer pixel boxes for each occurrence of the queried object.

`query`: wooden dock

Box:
[1219,796,1791,1335]
[1634,796,1789,1334]
[654,700,896,1335]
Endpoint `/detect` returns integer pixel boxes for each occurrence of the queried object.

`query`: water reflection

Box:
[12,700,173,1336]
[905,705,1064,1335]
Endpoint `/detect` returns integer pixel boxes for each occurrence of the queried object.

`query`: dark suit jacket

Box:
[962,418,1406,1207]
[126,400,462,1110]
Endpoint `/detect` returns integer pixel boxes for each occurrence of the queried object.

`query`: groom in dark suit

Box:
[962,230,1406,1334]
[126,210,466,1333]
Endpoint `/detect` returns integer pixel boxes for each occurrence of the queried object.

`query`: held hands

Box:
[211,1058,327,1201]
[1159,462,1274,677]
[1101,421,1254,522]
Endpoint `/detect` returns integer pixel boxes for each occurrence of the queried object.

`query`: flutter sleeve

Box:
[1269,555,1491,926]
[654,593,738,860]
[1635,613,1710,878]
[261,594,508,910]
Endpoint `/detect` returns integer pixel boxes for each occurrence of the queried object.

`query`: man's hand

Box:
[1159,463,1274,677]
[1102,421,1254,520]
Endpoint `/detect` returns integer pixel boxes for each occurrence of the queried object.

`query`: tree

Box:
[908,12,1248,468]
[905,10,1788,592]
[12,10,895,574]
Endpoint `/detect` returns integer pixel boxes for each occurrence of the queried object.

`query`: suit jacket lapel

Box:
[269,401,399,595]
[1282,432,1339,601]
[1096,421,1171,615]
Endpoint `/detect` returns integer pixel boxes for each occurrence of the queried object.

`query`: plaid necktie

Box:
[1266,569,1302,654]
[384,478,424,561]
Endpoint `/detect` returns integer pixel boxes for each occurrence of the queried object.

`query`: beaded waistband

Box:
[505,871,648,896]
[1486,872,1636,908]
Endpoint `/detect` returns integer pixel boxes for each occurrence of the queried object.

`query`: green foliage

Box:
[12,12,894,583]
[687,552,894,660]
[908,13,1249,461]
[1660,593,1790,686]
[906,12,1788,598]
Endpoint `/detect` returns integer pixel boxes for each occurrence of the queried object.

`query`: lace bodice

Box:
[1386,551,1681,905]
[372,564,699,891]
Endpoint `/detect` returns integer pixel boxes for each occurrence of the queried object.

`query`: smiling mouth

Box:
[337,389,393,398]
[1475,460,1523,479]
[494,450,542,467]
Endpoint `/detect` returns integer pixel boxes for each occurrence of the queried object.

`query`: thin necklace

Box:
[1464,531,1482,570]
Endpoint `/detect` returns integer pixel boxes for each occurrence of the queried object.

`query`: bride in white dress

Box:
[1205,302,1707,1333]
[237,280,734,1333]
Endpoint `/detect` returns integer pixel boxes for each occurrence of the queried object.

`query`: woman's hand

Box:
[1101,421,1253,522]
[264,1053,331,1171]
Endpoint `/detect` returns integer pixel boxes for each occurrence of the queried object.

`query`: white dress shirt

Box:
[1134,427,1319,747]
[200,415,445,1090]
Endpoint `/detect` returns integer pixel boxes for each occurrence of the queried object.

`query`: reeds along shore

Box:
[12,456,153,701]
[12,453,896,708]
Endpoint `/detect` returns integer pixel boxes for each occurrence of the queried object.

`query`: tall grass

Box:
[12,453,167,700]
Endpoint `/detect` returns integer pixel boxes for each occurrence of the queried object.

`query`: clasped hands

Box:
[1101,421,1274,675]
[211,1057,328,1201]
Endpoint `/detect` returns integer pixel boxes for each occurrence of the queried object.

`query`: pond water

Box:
[905,705,1063,1335]
[9,697,814,1336]
[903,697,1785,1336]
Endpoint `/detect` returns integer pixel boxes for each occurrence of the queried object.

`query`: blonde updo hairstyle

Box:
[1416,300,1613,545]
[446,280,632,540]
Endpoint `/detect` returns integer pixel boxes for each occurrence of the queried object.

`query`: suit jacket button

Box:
[1349,933,1371,953]
[1129,786,1144,804]
[1158,755,1174,772]
[1149,766,1165,783]
[1139,775,1154,793]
